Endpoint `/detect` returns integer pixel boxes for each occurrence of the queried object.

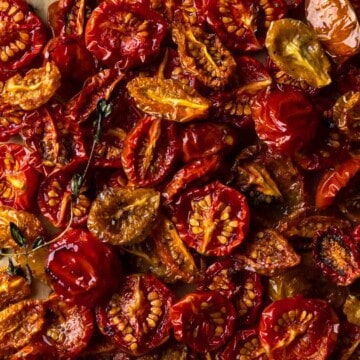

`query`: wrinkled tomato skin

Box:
[173,181,250,256]
[252,89,320,155]
[259,296,339,360]
[0,0,47,75]
[9,343,57,360]
[95,273,175,356]
[0,143,39,210]
[85,0,167,69]
[171,291,236,353]
[46,228,122,308]
[315,157,360,208]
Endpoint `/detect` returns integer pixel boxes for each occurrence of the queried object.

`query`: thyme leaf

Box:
[10,222,27,248]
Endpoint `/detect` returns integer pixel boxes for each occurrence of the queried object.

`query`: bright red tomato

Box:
[46,228,122,308]
[259,296,339,360]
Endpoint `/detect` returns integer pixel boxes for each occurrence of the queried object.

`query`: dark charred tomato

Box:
[197,259,263,326]
[41,296,94,359]
[46,228,122,308]
[315,157,360,208]
[259,296,339,360]
[0,0,46,75]
[179,122,238,163]
[42,35,97,86]
[37,160,92,228]
[236,229,301,276]
[252,89,320,155]
[87,186,160,245]
[221,328,268,359]
[0,143,39,210]
[0,299,45,355]
[172,181,250,256]
[305,0,360,64]
[21,101,87,176]
[95,273,175,356]
[121,116,179,187]
[162,154,222,206]
[85,0,167,69]
[205,0,262,52]
[171,291,236,353]
[313,226,360,286]
[128,216,198,284]
[65,69,124,124]
[171,23,237,90]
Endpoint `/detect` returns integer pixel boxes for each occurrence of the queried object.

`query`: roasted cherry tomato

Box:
[305,0,360,63]
[121,116,179,187]
[0,0,46,75]
[0,106,25,141]
[41,296,94,358]
[46,228,122,308]
[0,143,39,210]
[313,226,360,286]
[252,89,320,155]
[85,0,167,69]
[338,172,360,223]
[259,296,339,360]
[9,343,56,360]
[221,328,268,359]
[172,181,250,256]
[334,54,360,94]
[96,273,175,356]
[171,291,236,353]
[265,19,331,88]
[315,157,360,208]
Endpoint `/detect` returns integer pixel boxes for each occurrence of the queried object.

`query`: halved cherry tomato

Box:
[252,89,320,155]
[0,0,47,75]
[0,143,39,210]
[95,273,175,356]
[259,296,339,360]
[313,226,360,286]
[171,291,236,353]
[0,106,25,141]
[41,296,94,358]
[46,228,122,308]
[121,116,179,187]
[172,181,250,256]
[85,0,167,69]
[315,157,360,208]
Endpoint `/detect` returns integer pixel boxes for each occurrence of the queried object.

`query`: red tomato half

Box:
[252,89,320,155]
[259,296,339,360]
[46,228,122,308]
[85,0,167,69]
[173,181,250,256]
[0,143,39,210]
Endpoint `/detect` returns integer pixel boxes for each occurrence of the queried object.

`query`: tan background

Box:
[28,0,50,22]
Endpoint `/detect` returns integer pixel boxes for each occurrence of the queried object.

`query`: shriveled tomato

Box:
[121,116,179,187]
[180,122,238,163]
[265,18,331,88]
[127,75,211,122]
[236,229,301,276]
[85,0,167,69]
[170,0,206,27]
[171,291,236,353]
[0,143,39,210]
[315,157,360,208]
[259,296,339,360]
[0,299,45,355]
[172,181,250,256]
[1,62,61,111]
[128,216,198,283]
[313,226,360,286]
[336,320,360,360]
[172,24,236,89]
[252,89,320,155]
[38,160,91,228]
[0,0,46,75]
[338,172,360,223]
[57,0,88,36]
[9,343,56,360]
[221,328,268,359]
[87,186,160,245]
[0,106,25,141]
[334,54,360,94]
[41,296,94,358]
[46,228,122,308]
[96,273,175,356]
[305,0,360,63]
